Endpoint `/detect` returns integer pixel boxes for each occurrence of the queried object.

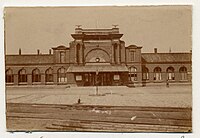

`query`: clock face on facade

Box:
[95,57,100,62]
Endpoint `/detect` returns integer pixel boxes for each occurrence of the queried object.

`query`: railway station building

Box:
[5,26,192,86]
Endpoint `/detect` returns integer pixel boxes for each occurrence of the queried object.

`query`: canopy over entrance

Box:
[67,65,128,73]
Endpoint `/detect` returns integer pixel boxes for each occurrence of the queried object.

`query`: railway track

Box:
[6,103,192,132]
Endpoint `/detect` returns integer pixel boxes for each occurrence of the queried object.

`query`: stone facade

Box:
[5,27,192,86]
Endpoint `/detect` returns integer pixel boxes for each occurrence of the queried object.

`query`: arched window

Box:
[32,68,41,82]
[129,66,137,81]
[167,67,175,80]
[18,69,27,83]
[6,69,14,83]
[45,68,53,82]
[57,67,67,83]
[142,67,149,80]
[179,67,187,80]
[154,67,162,81]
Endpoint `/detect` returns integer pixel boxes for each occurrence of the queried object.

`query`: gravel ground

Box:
[6,84,192,107]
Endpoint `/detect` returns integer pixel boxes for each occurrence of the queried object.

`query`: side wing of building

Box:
[141,52,192,83]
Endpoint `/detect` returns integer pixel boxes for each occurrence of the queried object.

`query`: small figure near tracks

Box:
[166,79,169,88]
[78,98,81,104]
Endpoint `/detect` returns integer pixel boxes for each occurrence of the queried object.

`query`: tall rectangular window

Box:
[60,52,65,63]
[130,51,135,62]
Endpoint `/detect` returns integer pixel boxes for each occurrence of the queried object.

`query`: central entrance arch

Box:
[85,48,110,63]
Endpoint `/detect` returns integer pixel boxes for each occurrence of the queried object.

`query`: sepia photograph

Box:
[4,6,192,133]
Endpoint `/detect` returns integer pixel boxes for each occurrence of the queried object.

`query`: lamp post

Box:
[129,67,135,87]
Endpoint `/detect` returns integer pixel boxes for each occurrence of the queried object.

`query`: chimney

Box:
[37,49,40,55]
[154,48,157,53]
[19,48,21,55]
[49,49,51,55]
[169,47,171,53]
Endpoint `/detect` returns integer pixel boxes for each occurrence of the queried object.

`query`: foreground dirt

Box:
[6,103,192,132]
[6,85,192,107]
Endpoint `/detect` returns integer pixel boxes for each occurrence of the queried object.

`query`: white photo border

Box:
[0,0,199,138]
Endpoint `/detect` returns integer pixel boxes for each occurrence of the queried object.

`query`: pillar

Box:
[27,74,32,85]
[14,74,18,85]
[79,44,83,64]
[137,72,142,83]
[74,45,77,64]
[53,73,58,85]
[111,44,114,64]
[41,74,45,85]
[82,45,85,64]
[162,72,167,82]
[66,73,76,84]
[175,72,180,82]
[149,72,154,83]
[118,44,121,64]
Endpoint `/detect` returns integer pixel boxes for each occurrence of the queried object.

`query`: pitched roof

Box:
[142,53,192,63]
[52,45,69,50]
[126,45,142,49]
[6,54,54,65]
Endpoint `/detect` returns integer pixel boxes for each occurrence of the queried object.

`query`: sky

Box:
[4,6,192,54]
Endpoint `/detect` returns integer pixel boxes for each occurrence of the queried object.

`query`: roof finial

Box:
[112,24,118,28]
[76,25,82,28]
[169,47,171,53]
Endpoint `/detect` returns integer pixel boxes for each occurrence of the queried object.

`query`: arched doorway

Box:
[166,67,175,80]
[32,68,41,82]
[154,67,162,81]
[45,68,53,82]
[179,66,187,80]
[18,69,27,83]
[6,69,14,83]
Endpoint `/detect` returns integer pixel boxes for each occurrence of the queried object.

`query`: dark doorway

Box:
[98,73,112,86]
[84,72,112,86]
